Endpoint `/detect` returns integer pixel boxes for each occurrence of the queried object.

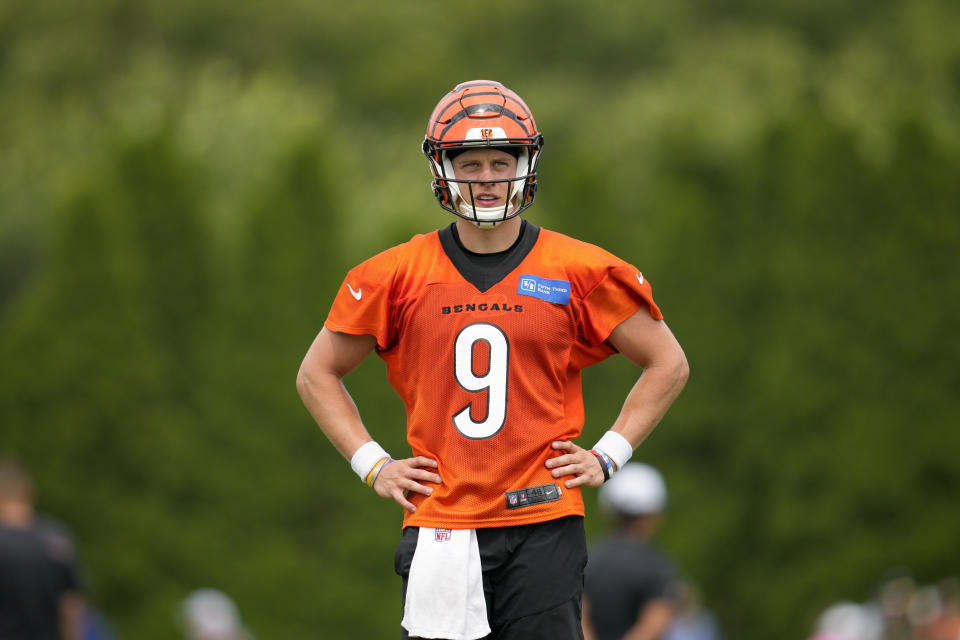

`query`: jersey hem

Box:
[323,320,388,349]
[595,305,652,346]
[402,505,585,530]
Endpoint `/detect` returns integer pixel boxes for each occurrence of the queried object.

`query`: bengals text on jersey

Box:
[325,221,662,530]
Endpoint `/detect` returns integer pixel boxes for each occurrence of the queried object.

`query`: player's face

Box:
[451,148,518,209]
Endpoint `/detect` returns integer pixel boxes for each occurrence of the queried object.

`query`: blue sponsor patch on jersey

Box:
[517,275,571,305]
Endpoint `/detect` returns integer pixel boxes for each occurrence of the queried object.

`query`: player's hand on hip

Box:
[372,456,442,513]
[546,441,606,489]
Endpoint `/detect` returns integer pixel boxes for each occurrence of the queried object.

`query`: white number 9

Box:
[453,322,509,439]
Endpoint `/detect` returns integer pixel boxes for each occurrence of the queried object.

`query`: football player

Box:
[297,80,689,640]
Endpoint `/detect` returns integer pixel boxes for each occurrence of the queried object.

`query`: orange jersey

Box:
[325,222,663,529]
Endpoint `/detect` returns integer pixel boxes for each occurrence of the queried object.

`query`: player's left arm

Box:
[547,310,689,488]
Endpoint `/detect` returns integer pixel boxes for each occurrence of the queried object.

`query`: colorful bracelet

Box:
[590,449,614,483]
[366,457,392,488]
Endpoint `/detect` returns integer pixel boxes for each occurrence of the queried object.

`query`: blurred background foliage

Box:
[1,0,958,637]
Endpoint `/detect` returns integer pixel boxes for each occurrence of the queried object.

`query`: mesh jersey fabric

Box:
[324,224,663,529]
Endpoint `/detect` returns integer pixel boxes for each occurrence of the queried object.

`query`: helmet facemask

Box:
[423,80,543,227]
[431,143,536,228]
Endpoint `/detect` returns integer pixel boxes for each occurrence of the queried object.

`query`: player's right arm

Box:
[621,598,676,640]
[60,591,83,640]
[296,327,441,512]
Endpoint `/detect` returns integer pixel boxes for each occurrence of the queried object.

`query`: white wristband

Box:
[593,430,633,471]
[350,441,391,485]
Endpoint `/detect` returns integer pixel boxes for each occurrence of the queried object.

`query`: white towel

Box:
[401,527,490,640]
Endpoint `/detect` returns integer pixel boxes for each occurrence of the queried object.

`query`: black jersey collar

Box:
[438,219,540,292]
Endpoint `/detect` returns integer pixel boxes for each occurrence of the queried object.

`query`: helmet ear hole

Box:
[433,182,450,206]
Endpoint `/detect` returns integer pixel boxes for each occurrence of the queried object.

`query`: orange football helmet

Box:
[423,80,544,227]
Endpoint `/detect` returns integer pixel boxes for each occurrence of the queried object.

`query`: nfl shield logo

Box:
[435,528,452,542]
[509,494,518,506]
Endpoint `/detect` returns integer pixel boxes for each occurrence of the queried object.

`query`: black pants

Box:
[395,516,587,640]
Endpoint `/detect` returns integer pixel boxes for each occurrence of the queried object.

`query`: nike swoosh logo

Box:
[347,283,362,300]
[636,273,644,286]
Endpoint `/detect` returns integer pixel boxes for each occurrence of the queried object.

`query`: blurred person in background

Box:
[910,578,960,640]
[0,457,84,640]
[806,574,960,640]
[79,607,116,640]
[877,573,917,640]
[582,462,680,640]
[181,588,252,640]
[297,79,688,639]
[806,602,883,640]
[662,583,722,640]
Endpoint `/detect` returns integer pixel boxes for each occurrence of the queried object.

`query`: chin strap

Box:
[455,191,517,228]
[457,207,513,228]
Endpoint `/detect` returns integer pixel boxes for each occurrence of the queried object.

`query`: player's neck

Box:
[622,513,660,541]
[454,216,523,254]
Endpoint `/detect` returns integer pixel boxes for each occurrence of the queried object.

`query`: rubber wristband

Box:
[590,450,611,482]
[598,449,615,476]
[367,457,392,488]
[350,441,391,485]
[593,430,633,471]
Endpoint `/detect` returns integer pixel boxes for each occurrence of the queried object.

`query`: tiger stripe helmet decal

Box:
[423,80,544,227]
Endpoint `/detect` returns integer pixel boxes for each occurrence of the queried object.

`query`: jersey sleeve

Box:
[580,263,663,346]
[324,255,397,350]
